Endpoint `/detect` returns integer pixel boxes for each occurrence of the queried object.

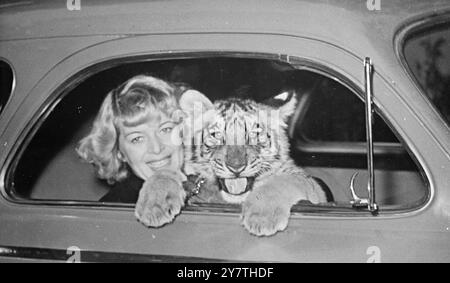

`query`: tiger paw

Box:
[241,198,290,236]
[135,171,186,227]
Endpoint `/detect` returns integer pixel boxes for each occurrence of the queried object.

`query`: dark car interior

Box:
[10,56,428,211]
[0,60,14,116]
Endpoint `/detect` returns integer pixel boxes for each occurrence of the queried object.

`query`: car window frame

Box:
[0,58,16,118]
[395,11,450,131]
[1,51,430,217]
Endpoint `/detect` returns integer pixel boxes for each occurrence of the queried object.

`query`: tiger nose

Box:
[226,163,246,174]
[225,146,247,175]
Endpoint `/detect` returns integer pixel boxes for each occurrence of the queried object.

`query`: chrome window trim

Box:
[0,57,16,118]
[295,141,406,155]
[1,51,430,217]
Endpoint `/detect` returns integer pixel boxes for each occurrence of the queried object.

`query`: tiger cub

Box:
[179,89,330,236]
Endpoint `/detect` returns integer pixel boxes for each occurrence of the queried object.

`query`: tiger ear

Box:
[179,89,216,139]
[179,89,214,114]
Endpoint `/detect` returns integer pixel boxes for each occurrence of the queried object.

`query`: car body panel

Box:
[0,0,449,262]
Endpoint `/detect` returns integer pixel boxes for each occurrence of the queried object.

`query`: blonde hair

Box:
[76,75,181,184]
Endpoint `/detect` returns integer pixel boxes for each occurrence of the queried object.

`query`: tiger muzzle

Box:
[225,146,247,174]
[218,146,255,195]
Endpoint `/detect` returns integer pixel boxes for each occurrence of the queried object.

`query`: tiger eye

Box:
[211,131,222,139]
[259,135,267,143]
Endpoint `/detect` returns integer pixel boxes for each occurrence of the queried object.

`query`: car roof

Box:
[1,0,449,43]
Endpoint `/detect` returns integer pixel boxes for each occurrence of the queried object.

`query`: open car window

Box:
[296,77,399,144]
[8,56,428,213]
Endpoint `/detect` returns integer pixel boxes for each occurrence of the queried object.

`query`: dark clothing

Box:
[99,173,144,203]
[99,172,206,203]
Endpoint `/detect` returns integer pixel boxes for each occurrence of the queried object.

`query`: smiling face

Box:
[118,112,183,180]
[106,76,185,181]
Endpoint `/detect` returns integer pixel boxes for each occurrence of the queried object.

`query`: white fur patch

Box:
[220,190,250,204]
[274,91,290,101]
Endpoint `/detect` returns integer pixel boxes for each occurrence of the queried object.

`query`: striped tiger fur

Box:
[179,89,330,236]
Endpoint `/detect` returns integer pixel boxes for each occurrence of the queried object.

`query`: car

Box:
[0,0,449,263]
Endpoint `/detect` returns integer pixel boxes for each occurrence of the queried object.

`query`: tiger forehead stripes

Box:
[214,98,265,146]
[211,98,289,149]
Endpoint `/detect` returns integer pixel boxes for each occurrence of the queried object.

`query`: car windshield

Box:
[403,21,450,126]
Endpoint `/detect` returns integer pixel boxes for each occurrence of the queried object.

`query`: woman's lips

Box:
[147,157,170,169]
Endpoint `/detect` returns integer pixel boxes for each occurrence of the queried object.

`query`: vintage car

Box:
[0,0,449,262]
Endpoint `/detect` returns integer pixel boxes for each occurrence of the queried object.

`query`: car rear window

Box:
[403,21,450,126]
[0,60,14,115]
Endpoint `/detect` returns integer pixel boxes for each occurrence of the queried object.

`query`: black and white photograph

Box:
[0,0,449,266]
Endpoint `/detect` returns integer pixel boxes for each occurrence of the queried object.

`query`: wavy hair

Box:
[76,75,182,184]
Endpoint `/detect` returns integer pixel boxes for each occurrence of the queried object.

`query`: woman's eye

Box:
[130,136,144,144]
[160,126,173,134]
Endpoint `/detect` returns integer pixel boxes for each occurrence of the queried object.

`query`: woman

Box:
[77,75,190,227]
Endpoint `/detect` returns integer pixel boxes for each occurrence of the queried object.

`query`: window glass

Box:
[0,60,14,115]
[10,56,427,212]
[403,22,450,126]
[297,77,399,143]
